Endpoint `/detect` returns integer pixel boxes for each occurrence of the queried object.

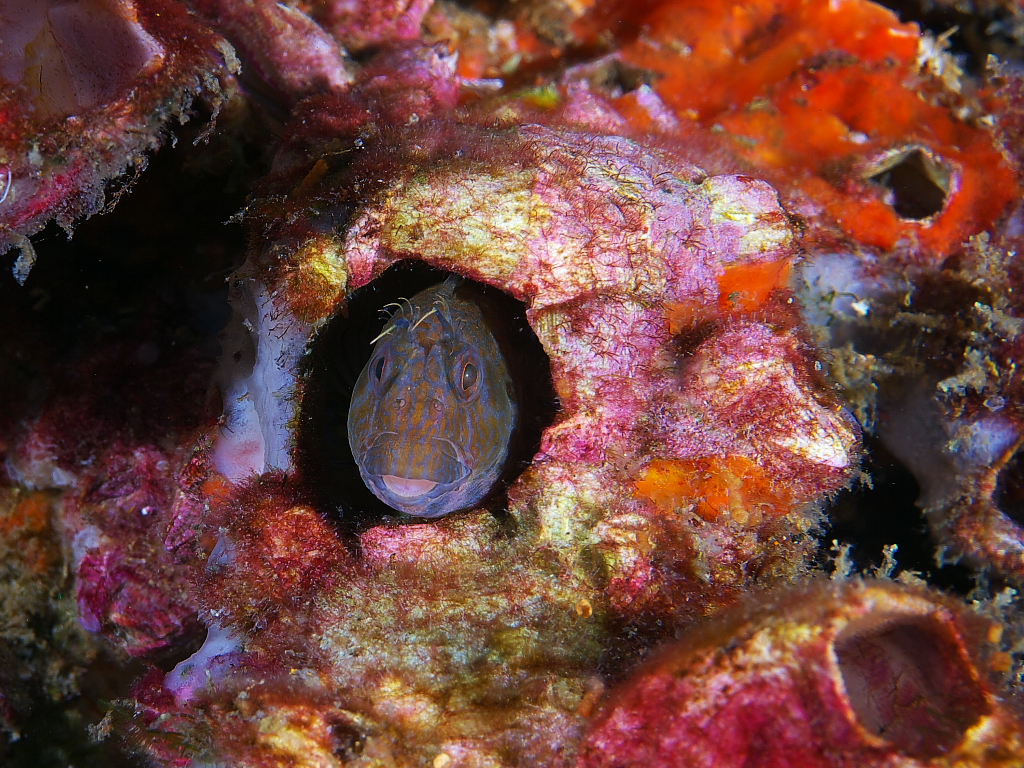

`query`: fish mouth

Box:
[357,435,478,516]
[380,475,439,498]
[367,472,469,518]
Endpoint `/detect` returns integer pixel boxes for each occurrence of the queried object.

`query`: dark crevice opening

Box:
[0,128,245,768]
[876,0,1024,73]
[995,444,1024,527]
[138,618,209,674]
[819,435,975,593]
[563,56,662,98]
[869,148,950,220]
[1,645,149,768]
[327,718,366,761]
[297,260,558,531]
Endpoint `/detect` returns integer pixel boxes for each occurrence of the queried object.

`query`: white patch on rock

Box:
[164,622,241,707]
[213,276,311,482]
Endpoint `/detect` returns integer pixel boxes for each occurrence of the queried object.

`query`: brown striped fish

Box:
[347,280,517,518]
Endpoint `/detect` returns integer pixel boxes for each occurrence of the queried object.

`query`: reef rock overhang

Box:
[141,114,870,765]
[211,119,859,612]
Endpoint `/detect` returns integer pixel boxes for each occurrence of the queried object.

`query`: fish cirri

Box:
[347,280,517,518]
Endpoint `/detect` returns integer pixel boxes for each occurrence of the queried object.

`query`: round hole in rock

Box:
[326,718,366,761]
[834,613,989,758]
[296,261,558,528]
[994,444,1024,527]
[868,148,951,220]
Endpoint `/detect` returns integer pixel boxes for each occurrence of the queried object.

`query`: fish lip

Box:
[366,473,470,517]
[368,469,467,502]
[380,475,439,498]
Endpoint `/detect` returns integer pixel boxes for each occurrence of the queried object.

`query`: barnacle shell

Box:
[0,0,238,282]
[579,579,1024,767]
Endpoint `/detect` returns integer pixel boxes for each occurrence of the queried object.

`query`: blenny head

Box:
[347,280,516,518]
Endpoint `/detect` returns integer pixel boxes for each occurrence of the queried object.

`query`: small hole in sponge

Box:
[835,613,989,757]
[868,148,951,220]
[327,718,366,760]
[297,260,558,528]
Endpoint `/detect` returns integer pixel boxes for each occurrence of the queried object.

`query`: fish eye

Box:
[373,355,386,382]
[461,362,478,391]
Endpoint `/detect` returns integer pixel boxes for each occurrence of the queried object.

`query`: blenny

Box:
[347,280,517,518]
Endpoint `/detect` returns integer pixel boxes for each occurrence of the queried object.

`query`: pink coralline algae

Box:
[214,108,859,615]
[0,0,1023,766]
[189,0,354,103]
[307,0,437,51]
[6,334,212,658]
